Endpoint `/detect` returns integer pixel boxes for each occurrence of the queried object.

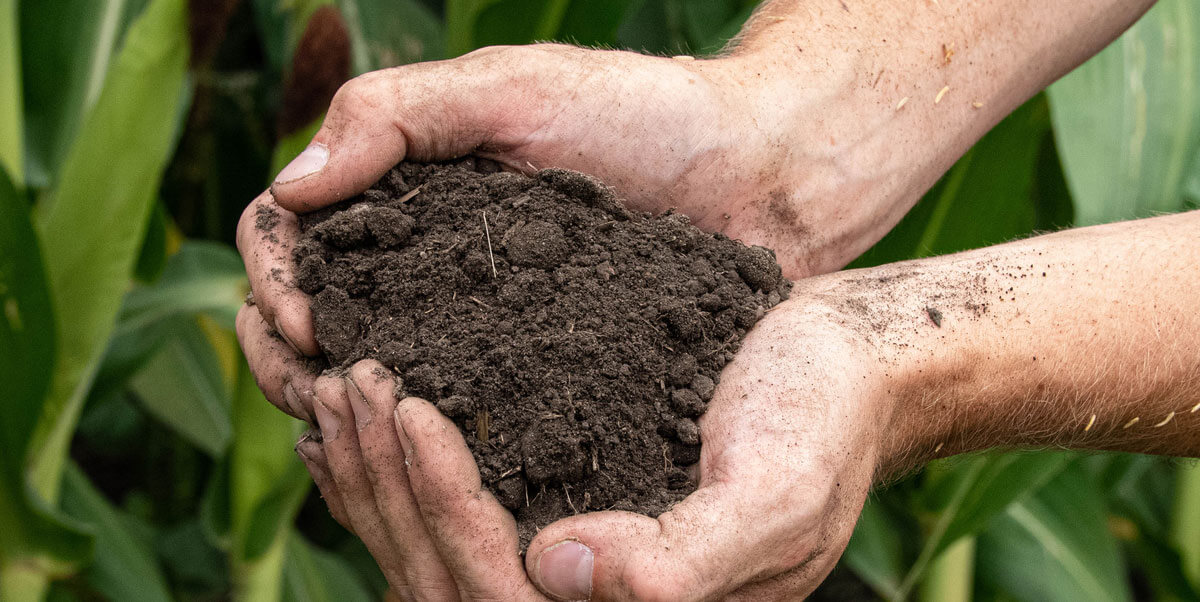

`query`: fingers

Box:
[235,303,318,421]
[268,53,523,213]
[296,431,353,531]
[344,361,459,597]
[235,191,318,356]
[310,374,411,592]
[393,396,542,601]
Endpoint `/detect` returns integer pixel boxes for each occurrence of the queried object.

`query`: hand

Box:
[236,41,893,420]
[281,294,889,601]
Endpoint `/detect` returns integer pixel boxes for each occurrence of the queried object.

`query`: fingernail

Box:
[295,431,312,452]
[393,405,413,465]
[274,143,328,184]
[283,382,312,423]
[345,377,372,430]
[313,397,341,441]
[537,540,593,601]
[274,317,304,356]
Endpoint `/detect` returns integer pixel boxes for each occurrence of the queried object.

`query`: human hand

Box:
[280,293,889,601]
[237,41,901,414]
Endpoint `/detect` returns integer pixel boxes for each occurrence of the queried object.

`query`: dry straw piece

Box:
[934,85,950,104]
[896,96,910,110]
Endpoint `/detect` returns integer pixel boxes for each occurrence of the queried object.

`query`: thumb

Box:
[525,476,827,602]
[268,52,516,213]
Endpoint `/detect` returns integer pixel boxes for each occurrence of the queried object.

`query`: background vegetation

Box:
[1,0,1198,600]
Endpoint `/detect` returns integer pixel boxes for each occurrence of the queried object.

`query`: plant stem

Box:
[1172,461,1200,587]
[0,561,49,602]
[918,536,976,602]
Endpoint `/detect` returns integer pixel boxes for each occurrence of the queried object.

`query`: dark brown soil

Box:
[293,160,790,544]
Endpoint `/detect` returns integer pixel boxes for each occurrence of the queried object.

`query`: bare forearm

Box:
[797,210,1200,474]
[716,0,1156,272]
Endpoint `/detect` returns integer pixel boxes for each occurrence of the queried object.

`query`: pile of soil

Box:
[293,160,791,544]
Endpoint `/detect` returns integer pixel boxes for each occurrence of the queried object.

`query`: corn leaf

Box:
[29,0,190,503]
[842,499,907,599]
[283,531,373,602]
[0,0,22,185]
[0,166,92,595]
[1047,0,1200,225]
[59,463,172,602]
[893,451,1075,599]
[975,463,1133,602]
[230,354,309,597]
[337,0,445,73]
[130,320,233,458]
[117,241,247,334]
[19,0,149,188]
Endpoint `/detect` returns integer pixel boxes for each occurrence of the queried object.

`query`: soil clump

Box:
[292,160,790,544]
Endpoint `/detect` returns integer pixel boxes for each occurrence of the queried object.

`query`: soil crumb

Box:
[294,160,791,545]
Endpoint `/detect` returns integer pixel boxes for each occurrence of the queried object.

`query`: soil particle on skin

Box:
[293,160,791,545]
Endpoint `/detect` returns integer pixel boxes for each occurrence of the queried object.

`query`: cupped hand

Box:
[236,43,845,420]
[265,294,891,601]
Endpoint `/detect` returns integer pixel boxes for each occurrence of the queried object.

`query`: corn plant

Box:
[0,0,1197,601]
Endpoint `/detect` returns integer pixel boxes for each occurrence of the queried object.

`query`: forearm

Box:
[716,0,1155,273]
[796,210,1200,475]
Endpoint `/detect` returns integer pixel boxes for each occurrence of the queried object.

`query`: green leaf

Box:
[283,532,373,602]
[230,354,309,594]
[446,0,497,56]
[1174,462,1200,589]
[59,463,172,602]
[976,463,1133,602]
[19,0,149,188]
[894,451,1075,599]
[854,96,1051,267]
[0,0,22,185]
[28,0,190,503]
[474,0,570,48]
[557,0,638,46]
[337,0,445,73]
[0,166,91,596]
[0,165,53,489]
[843,499,906,599]
[1047,0,1200,225]
[130,320,233,458]
[118,241,247,334]
[133,201,168,283]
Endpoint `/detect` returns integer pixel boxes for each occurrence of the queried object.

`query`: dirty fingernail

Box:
[393,405,413,464]
[313,398,341,441]
[537,540,593,601]
[283,383,312,423]
[274,143,328,184]
[345,377,372,430]
[274,317,303,356]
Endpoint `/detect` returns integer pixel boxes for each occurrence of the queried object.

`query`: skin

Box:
[231,0,1188,599]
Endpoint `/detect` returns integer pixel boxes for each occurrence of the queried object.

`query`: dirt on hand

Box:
[293,159,791,545]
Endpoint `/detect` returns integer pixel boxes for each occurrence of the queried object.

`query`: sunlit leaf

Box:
[28,0,190,503]
[1048,0,1200,225]
[59,463,172,602]
[976,463,1133,602]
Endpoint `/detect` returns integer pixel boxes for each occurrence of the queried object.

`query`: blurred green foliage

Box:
[0,0,1198,600]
